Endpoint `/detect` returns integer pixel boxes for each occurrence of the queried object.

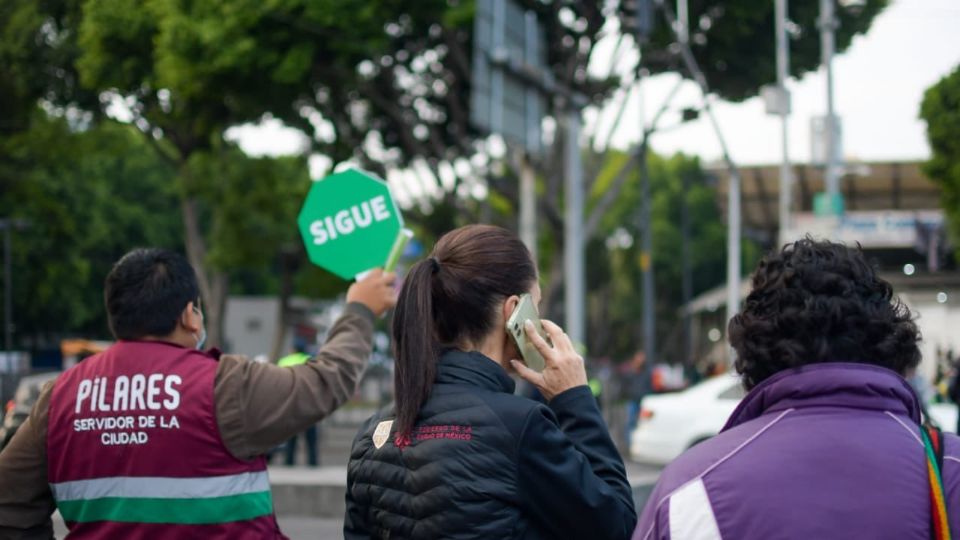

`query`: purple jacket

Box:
[633,363,960,540]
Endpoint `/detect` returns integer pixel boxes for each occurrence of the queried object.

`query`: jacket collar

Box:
[112,340,222,360]
[436,349,516,394]
[722,362,921,432]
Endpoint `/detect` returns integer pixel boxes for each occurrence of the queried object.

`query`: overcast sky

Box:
[233,0,960,174]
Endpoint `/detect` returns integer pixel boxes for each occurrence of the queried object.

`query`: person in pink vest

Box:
[0,248,396,539]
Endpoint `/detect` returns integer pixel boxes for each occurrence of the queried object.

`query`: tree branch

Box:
[363,72,434,162]
[583,153,637,239]
[127,107,181,168]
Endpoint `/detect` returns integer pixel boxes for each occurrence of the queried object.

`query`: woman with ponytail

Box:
[345,225,636,540]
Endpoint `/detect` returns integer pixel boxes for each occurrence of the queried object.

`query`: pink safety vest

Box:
[47,341,285,539]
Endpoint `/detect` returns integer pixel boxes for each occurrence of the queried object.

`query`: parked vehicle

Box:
[630,373,959,466]
[629,374,743,465]
[0,371,60,450]
[928,402,958,433]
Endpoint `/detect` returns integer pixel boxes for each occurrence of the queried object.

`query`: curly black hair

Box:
[728,237,921,390]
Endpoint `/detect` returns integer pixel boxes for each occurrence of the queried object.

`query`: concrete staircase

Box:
[268,405,376,518]
[270,466,349,519]
[317,421,365,466]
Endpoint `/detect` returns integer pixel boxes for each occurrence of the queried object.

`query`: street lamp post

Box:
[638,137,654,366]
[775,0,793,243]
[564,105,586,346]
[819,0,841,204]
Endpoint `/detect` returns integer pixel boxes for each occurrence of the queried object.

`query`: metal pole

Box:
[490,0,505,134]
[639,139,655,364]
[564,108,585,346]
[519,154,537,262]
[820,0,840,197]
[725,171,741,352]
[681,170,692,365]
[776,0,792,244]
[656,1,742,351]
[635,72,656,365]
[677,0,689,43]
[520,10,538,263]
[4,223,11,352]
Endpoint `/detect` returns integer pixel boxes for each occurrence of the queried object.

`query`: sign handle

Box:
[384,228,414,272]
[353,228,413,282]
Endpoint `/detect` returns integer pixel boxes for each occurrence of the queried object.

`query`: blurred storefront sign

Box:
[782,210,944,249]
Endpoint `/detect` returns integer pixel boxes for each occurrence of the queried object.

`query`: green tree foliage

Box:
[60,0,617,346]
[0,111,182,342]
[115,0,616,214]
[0,0,95,134]
[920,64,960,263]
[72,0,270,346]
[183,146,309,273]
[581,151,758,361]
[1,0,886,356]
[68,0,388,345]
[639,0,889,101]
[0,106,321,347]
[1,0,335,348]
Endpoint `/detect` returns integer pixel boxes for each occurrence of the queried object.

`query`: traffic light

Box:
[619,0,656,44]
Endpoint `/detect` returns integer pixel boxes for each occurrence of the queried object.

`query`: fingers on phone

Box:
[540,320,573,351]
[510,359,544,387]
[523,321,553,358]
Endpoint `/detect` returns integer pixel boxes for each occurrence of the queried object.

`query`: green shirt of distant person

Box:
[588,378,602,398]
[277,352,311,368]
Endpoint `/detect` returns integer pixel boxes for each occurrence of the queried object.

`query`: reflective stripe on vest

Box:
[51,471,272,525]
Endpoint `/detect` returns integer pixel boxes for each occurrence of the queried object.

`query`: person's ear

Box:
[502,295,520,326]
[180,302,201,333]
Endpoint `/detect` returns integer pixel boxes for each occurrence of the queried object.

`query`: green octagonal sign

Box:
[297,169,404,280]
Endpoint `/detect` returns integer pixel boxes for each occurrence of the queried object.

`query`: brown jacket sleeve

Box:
[0,381,56,539]
[215,302,376,460]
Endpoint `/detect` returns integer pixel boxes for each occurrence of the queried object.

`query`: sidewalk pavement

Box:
[269,460,662,519]
[268,459,661,489]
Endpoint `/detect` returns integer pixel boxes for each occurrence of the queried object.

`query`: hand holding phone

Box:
[509,319,588,401]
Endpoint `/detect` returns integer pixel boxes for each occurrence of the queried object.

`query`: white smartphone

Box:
[505,293,548,372]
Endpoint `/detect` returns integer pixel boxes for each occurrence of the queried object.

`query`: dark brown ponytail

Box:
[391,225,537,438]
[392,258,440,439]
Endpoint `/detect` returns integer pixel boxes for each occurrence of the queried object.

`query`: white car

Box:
[928,402,958,434]
[628,373,959,466]
[629,374,744,465]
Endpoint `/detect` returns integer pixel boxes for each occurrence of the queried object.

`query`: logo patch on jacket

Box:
[373,420,393,449]
[410,424,472,442]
